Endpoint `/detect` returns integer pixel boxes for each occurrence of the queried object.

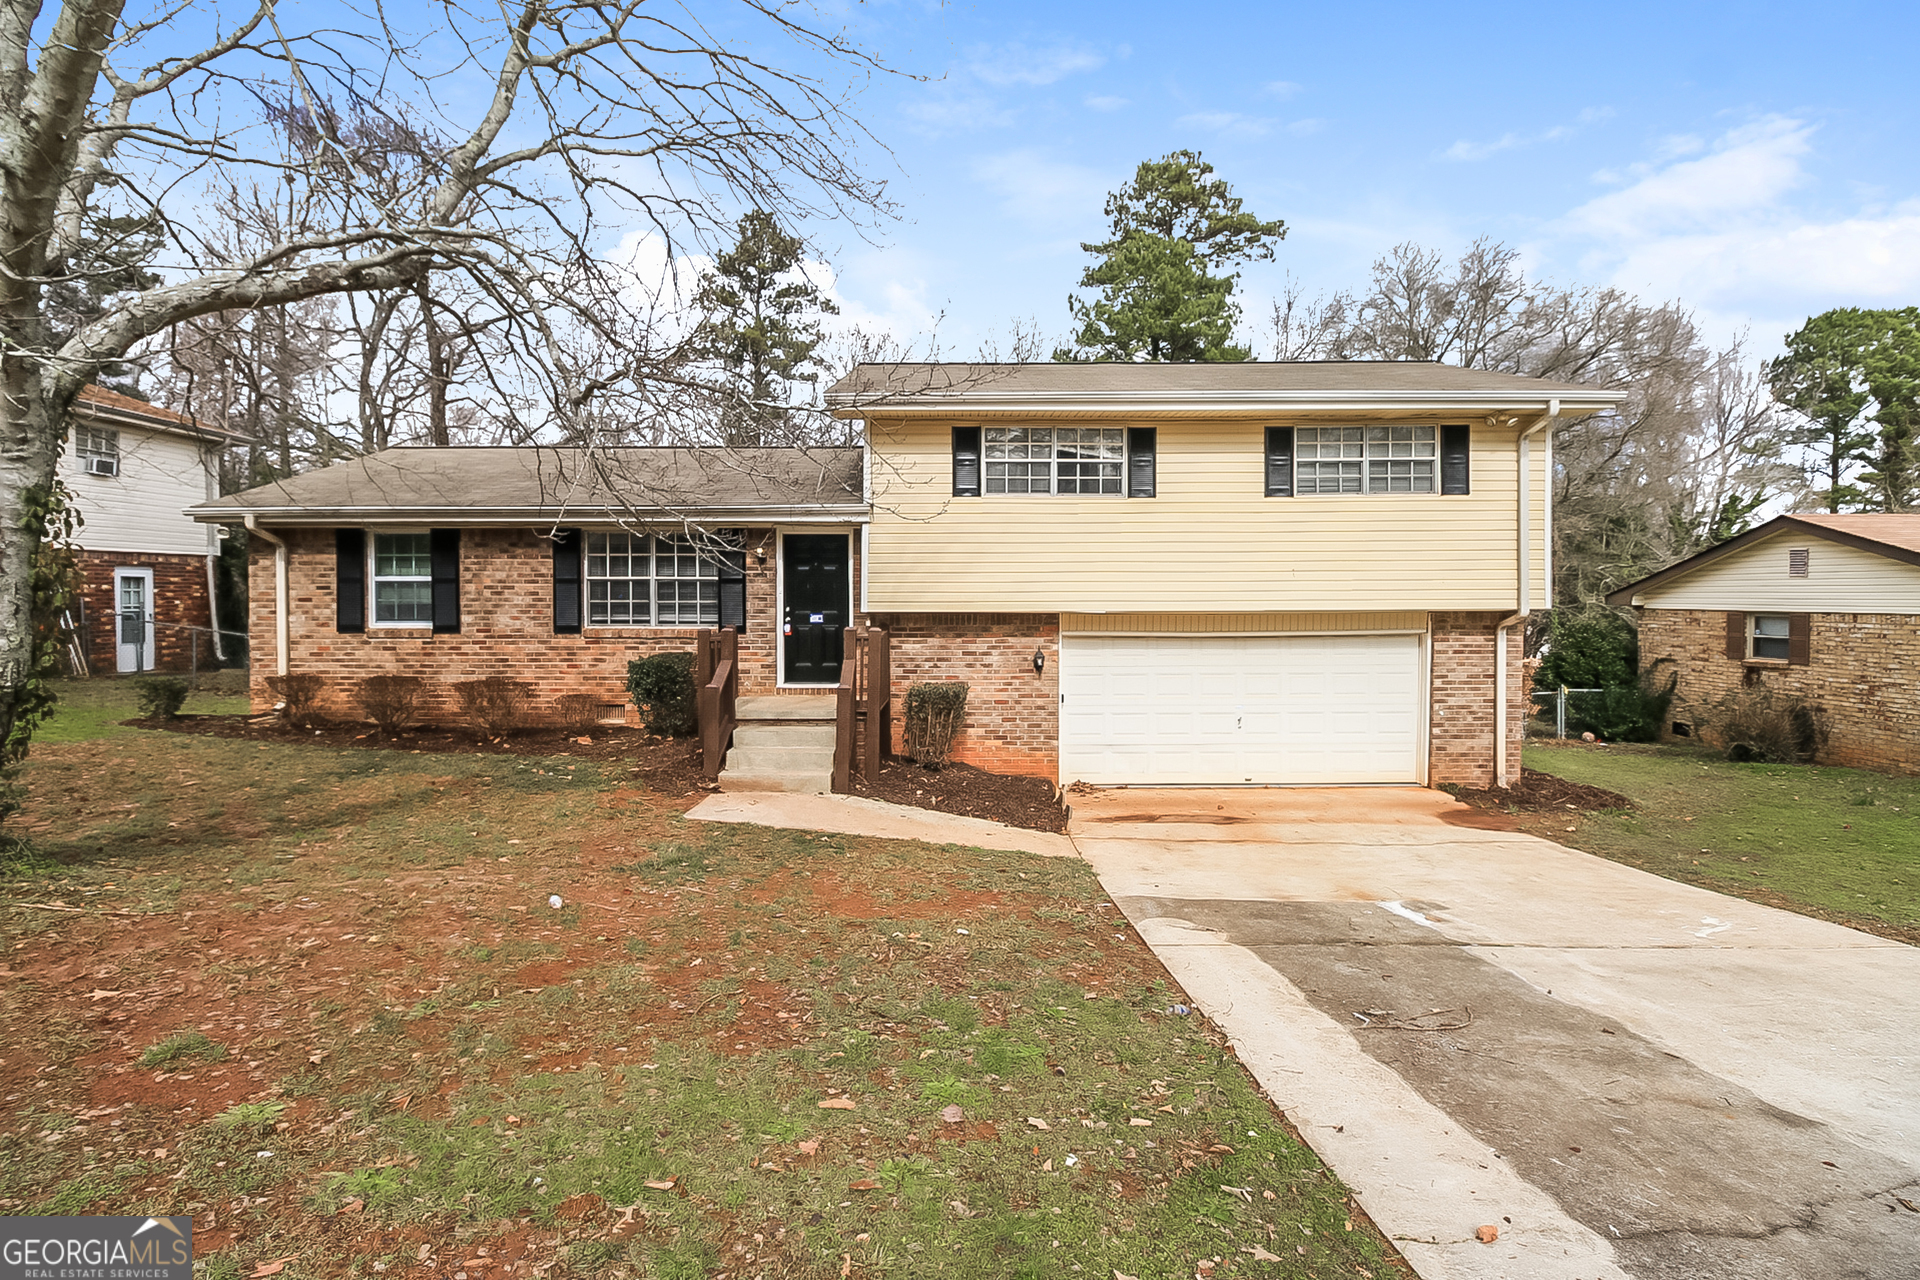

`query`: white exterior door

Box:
[1059,633,1424,785]
[113,568,156,673]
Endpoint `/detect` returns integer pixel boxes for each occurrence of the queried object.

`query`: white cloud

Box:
[901,90,1018,133]
[1084,94,1129,112]
[1444,108,1610,162]
[966,41,1104,87]
[1262,80,1304,100]
[1286,118,1327,137]
[1562,116,1812,239]
[970,148,1111,226]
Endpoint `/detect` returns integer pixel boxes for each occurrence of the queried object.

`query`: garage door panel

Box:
[1060,633,1422,785]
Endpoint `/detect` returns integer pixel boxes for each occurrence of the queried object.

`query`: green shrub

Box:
[452,677,531,737]
[1565,669,1676,742]
[130,675,190,720]
[1705,687,1830,763]
[357,674,425,734]
[1535,606,1639,690]
[903,681,968,769]
[626,653,697,736]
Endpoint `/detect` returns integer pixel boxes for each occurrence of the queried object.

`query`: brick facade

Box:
[74,549,215,674]
[1638,607,1920,773]
[248,526,866,723]
[1427,611,1527,789]
[874,613,1060,778]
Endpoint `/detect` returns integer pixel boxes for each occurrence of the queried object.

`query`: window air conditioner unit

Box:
[85,456,119,477]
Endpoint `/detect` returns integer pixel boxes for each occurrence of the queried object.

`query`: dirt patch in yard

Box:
[851,756,1067,833]
[146,713,708,793]
[1443,766,1634,817]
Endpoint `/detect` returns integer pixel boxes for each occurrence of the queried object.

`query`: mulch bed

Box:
[143,714,1069,832]
[851,756,1067,833]
[144,714,709,795]
[1445,765,1634,814]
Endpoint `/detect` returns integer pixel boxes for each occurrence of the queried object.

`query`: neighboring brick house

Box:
[1607,513,1920,773]
[193,361,1620,787]
[63,386,240,673]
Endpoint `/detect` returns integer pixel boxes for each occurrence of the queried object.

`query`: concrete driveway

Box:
[1070,787,1920,1280]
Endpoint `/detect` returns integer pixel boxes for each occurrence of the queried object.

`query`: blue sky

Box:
[778,0,1920,361]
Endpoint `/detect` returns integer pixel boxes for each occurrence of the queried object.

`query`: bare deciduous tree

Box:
[0,0,907,776]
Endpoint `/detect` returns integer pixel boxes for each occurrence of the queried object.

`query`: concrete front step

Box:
[735,694,836,723]
[734,723,836,749]
[722,769,833,794]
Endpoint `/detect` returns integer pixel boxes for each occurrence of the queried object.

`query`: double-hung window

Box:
[76,426,120,476]
[1295,425,1437,494]
[585,533,720,626]
[1749,614,1791,660]
[371,533,433,624]
[984,427,1124,494]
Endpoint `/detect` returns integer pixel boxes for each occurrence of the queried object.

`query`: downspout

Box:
[205,552,225,662]
[243,515,290,677]
[1494,398,1558,788]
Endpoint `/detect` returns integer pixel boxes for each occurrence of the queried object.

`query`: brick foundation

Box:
[1428,611,1526,789]
[249,527,866,724]
[73,549,215,674]
[1638,607,1920,773]
[873,613,1060,778]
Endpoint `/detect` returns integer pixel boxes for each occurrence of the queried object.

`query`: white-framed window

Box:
[76,426,120,477]
[371,532,433,625]
[1296,425,1437,494]
[984,427,1124,495]
[585,532,721,626]
[1750,614,1790,660]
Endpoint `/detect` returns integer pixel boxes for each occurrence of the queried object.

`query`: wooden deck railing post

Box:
[832,628,857,792]
[697,627,739,782]
[864,627,888,781]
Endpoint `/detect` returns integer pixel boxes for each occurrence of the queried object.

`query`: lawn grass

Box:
[32,675,251,744]
[1522,742,1920,942]
[0,691,1401,1279]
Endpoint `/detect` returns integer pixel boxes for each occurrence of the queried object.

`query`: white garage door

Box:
[1059,633,1424,785]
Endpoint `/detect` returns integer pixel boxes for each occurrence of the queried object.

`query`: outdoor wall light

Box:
[753,543,769,565]
[1032,647,1046,674]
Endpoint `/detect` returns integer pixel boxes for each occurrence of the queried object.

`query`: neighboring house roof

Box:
[827,361,1622,416]
[190,446,868,526]
[72,384,250,445]
[1606,513,1920,605]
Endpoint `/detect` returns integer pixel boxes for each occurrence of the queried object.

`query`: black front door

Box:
[782,534,850,684]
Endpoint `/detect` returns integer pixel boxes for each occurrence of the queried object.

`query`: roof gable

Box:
[1607,514,1920,610]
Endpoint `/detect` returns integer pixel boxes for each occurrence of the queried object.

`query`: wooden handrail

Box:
[831,626,890,793]
[696,627,739,781]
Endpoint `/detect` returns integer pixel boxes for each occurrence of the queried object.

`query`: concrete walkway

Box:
[686,790,1077,858]
[1072,787,1920,1280]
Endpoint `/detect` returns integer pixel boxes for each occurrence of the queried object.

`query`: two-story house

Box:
[65,386,240,673]
[190,362,1618,788]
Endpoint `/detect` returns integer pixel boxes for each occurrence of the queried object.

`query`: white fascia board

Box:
[828,390,1622,417]
[188,504,872,526]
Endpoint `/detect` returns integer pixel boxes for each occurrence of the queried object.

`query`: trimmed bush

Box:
[1564,669,1677,743]
[903,681,968,769]
[627,653,697,737]
[266,673,325,727]
[555,693,602,735]
[358,674,426,734]
[1705,687,1830,764]
[453,677,532,737]
[130,675,190,720]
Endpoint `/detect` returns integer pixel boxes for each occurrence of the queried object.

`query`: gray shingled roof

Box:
[827,361,1620,412]
[191,446,866,524]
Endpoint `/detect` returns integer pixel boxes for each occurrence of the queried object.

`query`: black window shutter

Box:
[718,539,748,630]
[952,426,982,497]
[1264,427,1294,497]
[1440,425,1471,495]
[1127,428,1157,498]
[1787,613,1811,666]
[552,528,582,635]
[430,528,461,634]
[335,529,366,634]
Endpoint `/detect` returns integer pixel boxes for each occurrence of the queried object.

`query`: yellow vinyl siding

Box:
[866,417,1549,613]
[1639,532,1920,613]
[1061,611,1427,633]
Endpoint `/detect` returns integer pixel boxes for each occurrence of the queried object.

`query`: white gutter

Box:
[1494,399,1558,789]
[831,392,1618,418]
[244,515,289,677]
